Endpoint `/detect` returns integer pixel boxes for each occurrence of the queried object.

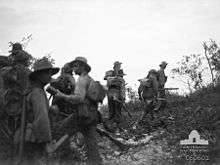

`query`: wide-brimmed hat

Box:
[114,61,122,66]
[70,56,91,72]
[9,42,23,53]
[29,57,60,80]
[159,61,168,67]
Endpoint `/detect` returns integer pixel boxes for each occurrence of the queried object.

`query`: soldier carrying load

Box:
[104,61,126,133]
[136,69,159,131]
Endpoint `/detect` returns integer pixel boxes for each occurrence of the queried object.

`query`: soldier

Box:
[49,62,77,163]
[55,57,103,165]
[155,61,168,111]
[137,69,158,130]
[0,43,32,162]
[50,62,76,116]
[104,61,126,132]
[20,57,59,164]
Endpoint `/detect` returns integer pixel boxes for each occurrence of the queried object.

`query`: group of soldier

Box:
[0,43,168,165]
[103,59,168,133]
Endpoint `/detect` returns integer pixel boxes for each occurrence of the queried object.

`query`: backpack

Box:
[139,78,152,88]
[87,80,106,103]
[139,77,158,99]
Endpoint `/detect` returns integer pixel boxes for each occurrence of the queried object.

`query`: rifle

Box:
[46,134,69,153]
[18,94,27,164]
[158,88,179,91]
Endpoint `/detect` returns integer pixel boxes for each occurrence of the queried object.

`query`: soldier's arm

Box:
[56,76,88,104]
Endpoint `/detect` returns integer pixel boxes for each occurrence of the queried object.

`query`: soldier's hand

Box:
[54,90,66,99]
[46,140,57,154]
[50,105,59,114]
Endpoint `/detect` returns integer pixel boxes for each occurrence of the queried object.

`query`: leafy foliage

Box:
[30,55,55,70]
[126,86,139,102]
[171,54,206,92]
[8,34,33,51]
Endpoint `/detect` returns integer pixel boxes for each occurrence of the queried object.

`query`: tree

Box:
[126,86,138,102]
[171,54,206,93]
[8,34,33,51]
[203,39,220,84]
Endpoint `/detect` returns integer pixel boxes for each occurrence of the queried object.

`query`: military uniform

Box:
[105,68,126,131]
[138,70,158,127]
[17,57,59,164]
[22,82,52,162]
[49,63,76,162]
[56,57,102,165]
[156,61,168,111]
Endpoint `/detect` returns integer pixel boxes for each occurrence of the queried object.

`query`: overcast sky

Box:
[0,0,220,93]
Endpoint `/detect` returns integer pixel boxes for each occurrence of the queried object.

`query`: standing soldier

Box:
[48,62,77,163]
[156,61,168,111]
[50,62,76,117]
[55,57,103,165]
[19,57,59,164]
[104,61,126,133]
[0,43,32,162]
[136,69,158,131]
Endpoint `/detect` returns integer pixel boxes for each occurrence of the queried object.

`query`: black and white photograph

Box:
[0,0,220,164]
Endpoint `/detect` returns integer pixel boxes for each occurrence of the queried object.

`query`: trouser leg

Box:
[114,101,123,129]
[81,126,102,165]
[108,99,115,120]
[138,100,154,127]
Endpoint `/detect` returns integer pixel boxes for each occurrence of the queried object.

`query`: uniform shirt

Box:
[26,83,52,143]
[158,68,167,88]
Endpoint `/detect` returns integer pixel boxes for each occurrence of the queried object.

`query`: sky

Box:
[0,0,220,93]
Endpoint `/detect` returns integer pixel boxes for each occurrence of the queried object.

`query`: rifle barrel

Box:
[159,88,179,91]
